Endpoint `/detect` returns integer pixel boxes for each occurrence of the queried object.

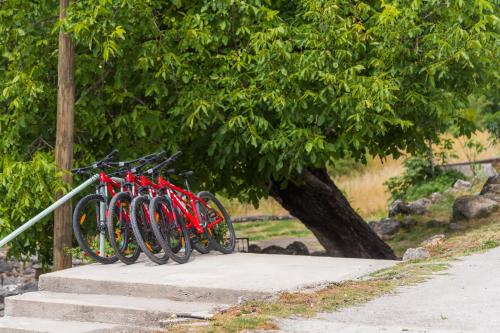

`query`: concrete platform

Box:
[0,253,397,332]
[39,253,397,303]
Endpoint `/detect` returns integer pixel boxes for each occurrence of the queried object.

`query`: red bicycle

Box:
[72,150,123,264]
[148,152,236,260]
[105,152,167,265]
[120,152,191,264]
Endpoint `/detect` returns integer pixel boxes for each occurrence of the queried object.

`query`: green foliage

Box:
[0,153,68,267]
[0,0,498,257]
[484,110,500,140]
[481,96,500,140]
[385,156,464,201]
[479,239,500,250]
[464,94,499,141]
[328,156,366,178]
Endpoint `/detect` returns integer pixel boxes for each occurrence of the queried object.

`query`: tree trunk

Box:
[269,167,396,259]
[54,0,75,271]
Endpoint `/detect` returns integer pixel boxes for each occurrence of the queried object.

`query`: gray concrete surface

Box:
[0,252,397,332]
[280,246,500,333]
[0,316,160,333]
[40,252,396,303]
[5,291,226,325]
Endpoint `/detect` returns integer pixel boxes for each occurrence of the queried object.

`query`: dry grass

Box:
[432,213,500,259]
[221,197,287,218]
[448,131,499,163]
[225,132,498,220]
[335,157,403,219]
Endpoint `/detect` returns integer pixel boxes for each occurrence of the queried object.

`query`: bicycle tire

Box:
[197,191,236,254]
[149,196,192,264]
[130,196,169,265]
[106,192,141,265]
[73,194,118,264]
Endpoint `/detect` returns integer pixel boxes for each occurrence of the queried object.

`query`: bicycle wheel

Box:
[130,196,169,264]
[106,192,141,265]
[182,205,211,254]
[196,191,235,254]
[150,196,191,264]
[73,194,118,264]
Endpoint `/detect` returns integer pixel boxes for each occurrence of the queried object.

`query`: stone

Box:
[452,195,499,221]
[389,198,431,217]
[0,262,12,274]
[388,200,406,217]
[429,192,443,203]
[0,284,19,299]
[388,200,411,216]
[421,234,446,248]
[401,217,418,229]
[261,245,290,255]
[481,184,500,202]
[483,164,499,178]
[371,218,401,237]
[285,241,310,255]
[19,282,37,293]
[248,244,262,254]
[72,259,85,267]
[402,247,431,261]
[237,296,248,305]
[453,179,472,190]
[480,175,500,202]
[409,198,432,214]
[379,218,401,235]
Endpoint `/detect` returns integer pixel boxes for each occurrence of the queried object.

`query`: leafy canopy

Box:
[0,0,498,261]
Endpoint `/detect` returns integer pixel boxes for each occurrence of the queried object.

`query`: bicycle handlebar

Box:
[72,149,120,175]
[103,149,119,162]
[146,151,182,175]
[107,150,165,168]
[72,150,177,177]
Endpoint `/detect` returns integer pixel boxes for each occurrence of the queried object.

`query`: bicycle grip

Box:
[169,151,182,162]
[103,149,119,162]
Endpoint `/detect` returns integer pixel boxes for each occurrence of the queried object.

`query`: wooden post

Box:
[54,0,75,271]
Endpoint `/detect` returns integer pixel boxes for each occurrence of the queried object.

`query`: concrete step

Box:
[0,316,135,333]
[4,291,226,326]
[3,253,397,332]
[39,253,397,304]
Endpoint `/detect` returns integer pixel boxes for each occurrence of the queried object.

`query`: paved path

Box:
[280,246,500,333]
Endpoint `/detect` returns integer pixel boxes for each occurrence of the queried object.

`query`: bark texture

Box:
[270,167,396,259]
[54,0,75,271]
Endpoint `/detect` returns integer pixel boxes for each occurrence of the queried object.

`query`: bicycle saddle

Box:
[178,170,194,178]
[165,168,177,175]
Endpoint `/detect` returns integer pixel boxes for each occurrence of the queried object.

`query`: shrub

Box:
[385,156,464,202]
[0,153,68,268]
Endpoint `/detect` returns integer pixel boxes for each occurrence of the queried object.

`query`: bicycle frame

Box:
[96,172,122,256]
[156,176,223,234]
